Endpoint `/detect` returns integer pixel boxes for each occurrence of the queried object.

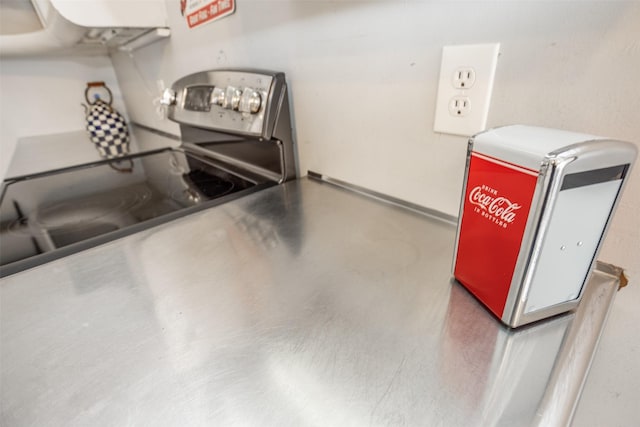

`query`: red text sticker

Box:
[181,0,236,29]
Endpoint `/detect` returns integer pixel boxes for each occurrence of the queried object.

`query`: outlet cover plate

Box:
[433,43,500,137]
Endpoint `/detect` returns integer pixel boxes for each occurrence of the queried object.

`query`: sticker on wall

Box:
[181,0,235,29]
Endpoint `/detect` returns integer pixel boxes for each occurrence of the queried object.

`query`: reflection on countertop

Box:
[0,177,622,426]
[4,123,180,179]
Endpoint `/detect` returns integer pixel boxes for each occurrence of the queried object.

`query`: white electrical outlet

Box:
[434,43,500,137]
[452,67,476,89]
[449,96,471,116]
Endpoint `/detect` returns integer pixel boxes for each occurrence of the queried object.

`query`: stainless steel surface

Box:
[508,140,636,327]
[534,261,622,427]
[510,140,637,325]
[308,171,458,224]
[4,124,179,180]
[223,86,242,110]
[0,178,620,426]
[240,87,262,114]
[167,70,274,138]
[160,88,177,106]
[167,69,298,183]
[130,121,181,143]
[0,148,269,276]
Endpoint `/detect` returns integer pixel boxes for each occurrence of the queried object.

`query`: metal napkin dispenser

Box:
[453,125,637,327]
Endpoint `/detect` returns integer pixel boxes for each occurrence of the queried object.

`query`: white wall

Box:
[0,55,127,180]
[110,3,639,423]
[111,0,639,273]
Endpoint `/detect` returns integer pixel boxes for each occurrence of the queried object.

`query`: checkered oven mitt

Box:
[84,82,130,159]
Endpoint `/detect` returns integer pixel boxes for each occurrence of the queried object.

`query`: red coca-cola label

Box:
[454,152,538,318]
[468,185,522,227]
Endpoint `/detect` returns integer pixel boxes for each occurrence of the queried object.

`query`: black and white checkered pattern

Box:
[86,100,130,159]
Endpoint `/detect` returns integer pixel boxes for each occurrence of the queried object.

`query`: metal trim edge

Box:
[306,171,458,225]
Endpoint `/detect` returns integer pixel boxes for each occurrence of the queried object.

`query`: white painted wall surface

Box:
[107,1,639,425]
[0,56,128,180]
[111,0,638,266]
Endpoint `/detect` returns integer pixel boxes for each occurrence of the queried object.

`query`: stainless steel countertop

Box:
[4,124,179,180]
[0,177,621,426]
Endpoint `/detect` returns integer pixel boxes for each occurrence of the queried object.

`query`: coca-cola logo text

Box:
[468,185,521,228]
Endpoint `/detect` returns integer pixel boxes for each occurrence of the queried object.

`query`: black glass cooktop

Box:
[0,148,272,277]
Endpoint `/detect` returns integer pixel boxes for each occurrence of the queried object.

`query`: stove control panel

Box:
[239,88,262,114]
[165,70,286,139]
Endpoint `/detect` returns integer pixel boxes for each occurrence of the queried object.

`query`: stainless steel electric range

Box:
[0,69,297,277]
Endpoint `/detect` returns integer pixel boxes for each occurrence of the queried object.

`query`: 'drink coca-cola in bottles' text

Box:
[468,184,522,229]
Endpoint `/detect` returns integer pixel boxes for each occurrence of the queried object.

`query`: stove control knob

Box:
[239,88,262,114]
[223,86,242,110]
[160,88,176,106]
[211,87,225,106]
